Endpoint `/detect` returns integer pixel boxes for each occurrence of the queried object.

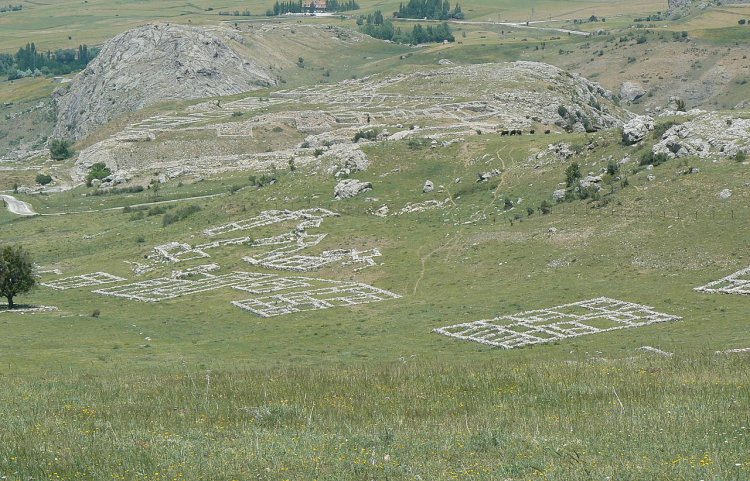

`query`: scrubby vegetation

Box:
[85,162,111,186]
[49,139,74,160]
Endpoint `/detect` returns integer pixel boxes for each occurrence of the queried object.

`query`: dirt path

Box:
[413,232,464,295]
[446,19,591,37]
[0,194,38,216]
[37,192,227,217]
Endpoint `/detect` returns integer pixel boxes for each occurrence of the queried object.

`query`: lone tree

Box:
[0,245,36,309]
[49,139,74,161]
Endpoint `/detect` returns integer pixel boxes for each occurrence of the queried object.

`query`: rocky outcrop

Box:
[53,23,276,141]
[652,113,750,159]
[334,179,372,200]
[622,115,654,145]
[669,0,750,11]
[323,144,370,177]
[423,180,434,193]
[620,82,646,103]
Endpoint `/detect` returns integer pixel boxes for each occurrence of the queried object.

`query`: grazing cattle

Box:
[509,130,517,136]
[544,129,551,134]
[501,130,510,136]
[529,129,535,134]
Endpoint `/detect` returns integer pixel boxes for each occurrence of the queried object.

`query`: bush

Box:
[353,129,378,142]
[49,139,74,160]
[35,173,52,185]
[606,160,620,176]
[162,204,201,227]
[89,185,144,196]
[147,206,167,216]
[565,162,581,188]
[407,138,431,150]
[539,200,552,215]
[85,162,112,187]
[735,150,747,162]
[639,151,669,167]
[557,105,568,118]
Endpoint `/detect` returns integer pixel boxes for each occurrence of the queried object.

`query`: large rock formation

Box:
[669,0,750,11]
[652,113,750,159]
[622,115,654,145]
[53,23,276,141]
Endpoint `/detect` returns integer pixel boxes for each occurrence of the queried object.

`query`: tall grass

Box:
[1,354,748,480]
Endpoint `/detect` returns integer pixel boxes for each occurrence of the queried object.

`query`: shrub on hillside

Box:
[35,173,52,185]
[85,162,112,187]
[162,204,201,227]
[639,151,669,167]
[353,129,378,142]
[49,139,74,160]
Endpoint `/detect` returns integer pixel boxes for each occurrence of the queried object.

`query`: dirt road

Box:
[0,194,38,216]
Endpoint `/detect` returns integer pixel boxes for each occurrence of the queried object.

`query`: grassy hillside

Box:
[1,1,750,480]
[1,356,747,480]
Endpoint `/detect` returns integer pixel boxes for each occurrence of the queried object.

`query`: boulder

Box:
[477,169,501,182]
[622,115,654,145]
[667,96,684,111]
[552,189,566,202]
[620,82,646,102]
[719,189,732,200]
[373,205,389,217]
[423,180,434,193]
[334,179,372,200]
[580,175,602,190]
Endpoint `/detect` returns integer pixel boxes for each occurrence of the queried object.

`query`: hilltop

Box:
[53,23,277,142]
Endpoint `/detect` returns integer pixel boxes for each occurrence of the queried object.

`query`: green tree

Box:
[86,162,112,186]
[35,173,52,185]
[565,162,581,188]
[49,138,74,160]
[0,245,36,309]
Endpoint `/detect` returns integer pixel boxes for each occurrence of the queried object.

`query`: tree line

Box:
[266,0,359,15]
[359,10,454,44]
[1,42,99,80]
[0,4,22,13]
[395,0,463,20]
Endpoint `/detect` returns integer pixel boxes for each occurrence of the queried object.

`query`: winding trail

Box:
[0,195,38,216]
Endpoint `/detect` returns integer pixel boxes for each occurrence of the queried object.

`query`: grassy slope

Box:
[1,129,748,373]
[0,356,747,480]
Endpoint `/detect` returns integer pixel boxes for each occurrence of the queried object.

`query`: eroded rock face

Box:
[620,82,646,103]
[652,114,750,159]
[53,23,276,141]
[622,115,654,145]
